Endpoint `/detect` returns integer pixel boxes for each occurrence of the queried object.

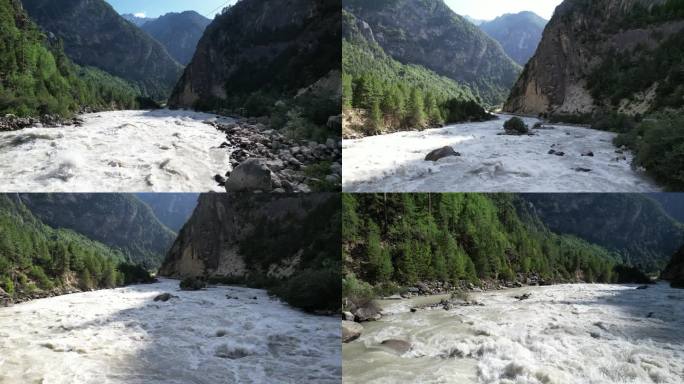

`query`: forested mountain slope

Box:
[343,194,633,292]
[22,0,183,100]
[480,11,547,66]
[0,0,142,118]
[18,194,176,269]
[342,9,491,137]
[522,194,684,272]
[141,11,211,65]
[0,195,148,305]
[343,0,521,106]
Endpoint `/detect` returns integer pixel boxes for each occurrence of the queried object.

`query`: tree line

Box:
[0,195,150,299]
[0,0,142,118]
[343,194,648,297]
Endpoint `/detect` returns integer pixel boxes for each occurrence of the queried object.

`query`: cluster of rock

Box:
[205,118,342,193]
[0,113,84,132]
[0,285,81,307]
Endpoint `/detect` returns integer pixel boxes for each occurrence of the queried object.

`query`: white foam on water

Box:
[0,279,341,384]
[0,110,233,192]
[342,283,684,384]
[342,115,661,192]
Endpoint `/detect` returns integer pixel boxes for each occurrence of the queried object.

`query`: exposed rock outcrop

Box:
[168,0,341,111]
[504,0,683,117]
[158,193,339,281]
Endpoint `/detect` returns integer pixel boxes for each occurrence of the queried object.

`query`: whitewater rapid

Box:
[0,110,232,192]
[343,283,684,384]
[0,279,341,384]
[342,116,661,192]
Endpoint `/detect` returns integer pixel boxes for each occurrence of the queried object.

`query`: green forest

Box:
[0,195,151,302]
[0,0,142,118]
[342,10,492,136]
[342,193,650,300]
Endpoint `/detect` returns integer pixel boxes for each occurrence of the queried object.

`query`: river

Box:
[342,115,660,192]
[0,110,232,192]
[0,279,341,384]
[343,283,684,383]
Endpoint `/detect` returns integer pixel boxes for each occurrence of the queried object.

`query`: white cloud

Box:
[133,12,146,18]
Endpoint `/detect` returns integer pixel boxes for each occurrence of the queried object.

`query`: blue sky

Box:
[105,0,237,19]
[444,0,563,20]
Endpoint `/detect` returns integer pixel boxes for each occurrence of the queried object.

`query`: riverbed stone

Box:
[425,146,460,162]
[225,159,273,192]
[342,321,363,343]
[379,339,411,355]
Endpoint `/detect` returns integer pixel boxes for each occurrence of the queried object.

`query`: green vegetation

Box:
[233,195,341,312]
[180,277,207,291]
[342,194,639,297]
[619,0,684,29]
[587,30,684,112]
[0,0,143,118]
[342,10,493,135]
[503,117,529,134]
[612,114,684,190]
[0,195,152,300]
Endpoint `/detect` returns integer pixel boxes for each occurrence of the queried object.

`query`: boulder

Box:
[225,159,273,192]
[379,339,411,355]
[582,151,594,157]
[353,302,382,322]
[342,321,363,343]
[342,311,355,321]
[425,146,461,162]
[153,293,174,302]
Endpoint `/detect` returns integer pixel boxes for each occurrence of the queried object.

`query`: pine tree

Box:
[370,99,383,133]
[366,220,392,282]
[407,88,425,128]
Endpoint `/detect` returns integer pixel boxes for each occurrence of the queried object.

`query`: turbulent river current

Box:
[0,279,341,384]
[342,115,660,192]
[343,283,684,384]
[0,110,232,192]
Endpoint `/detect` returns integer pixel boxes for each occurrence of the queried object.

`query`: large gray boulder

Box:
[425,146,460,162]
[380,339,411,355]
[342,321,363,343]
[225,159,273,192]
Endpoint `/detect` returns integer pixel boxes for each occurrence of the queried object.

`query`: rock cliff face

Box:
[343,0,521,105]
[141,11,211,65]
[504,0,683,117]
[22,0,183,100]
[159,193,339,280]
[480,12,547,66]
[168,0,341,111]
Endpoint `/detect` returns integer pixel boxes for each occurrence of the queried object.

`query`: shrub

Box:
[117,263,155,285]
[29,265,54,290]
[1,276,14,296]
[503,117,529,134]
[271,268,340,312]
[180,277,207,291]
[342,273,375,308]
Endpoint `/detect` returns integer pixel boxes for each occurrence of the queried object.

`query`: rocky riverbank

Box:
[0,113,85,132]
[206,117,342,193]
[342,273,584,343]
